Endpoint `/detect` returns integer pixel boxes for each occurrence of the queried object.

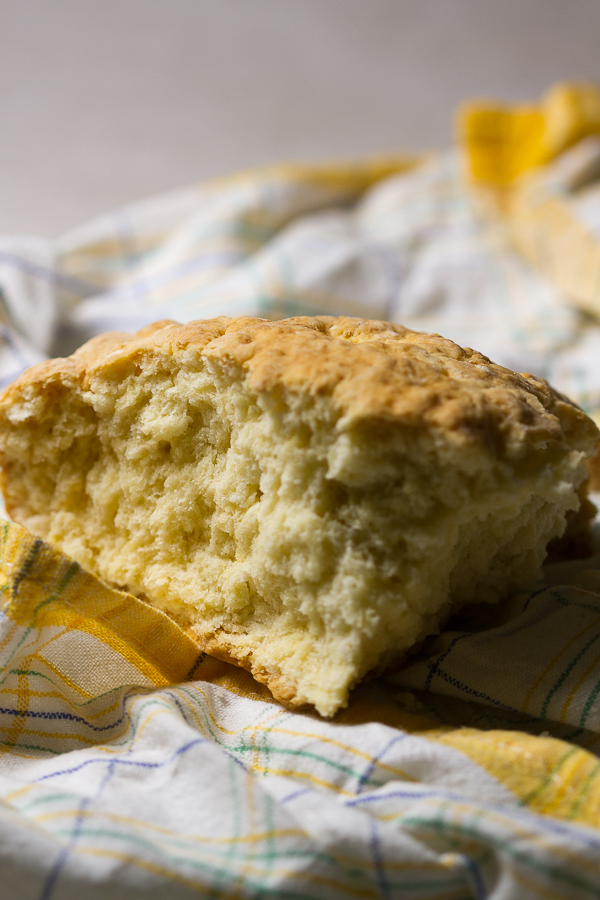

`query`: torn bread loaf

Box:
[0,316,597,716]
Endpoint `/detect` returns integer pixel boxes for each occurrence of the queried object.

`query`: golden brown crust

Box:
[2,315,598,466]
[185,626,309,710]
[588,442,600,492]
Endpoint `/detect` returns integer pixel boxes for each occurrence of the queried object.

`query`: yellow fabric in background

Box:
[459,104,545,187]
[459,81,600,188]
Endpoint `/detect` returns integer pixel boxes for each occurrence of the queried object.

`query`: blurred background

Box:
[2,0,600,236]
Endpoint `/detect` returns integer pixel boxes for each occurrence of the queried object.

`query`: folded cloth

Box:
[3,87,600,898]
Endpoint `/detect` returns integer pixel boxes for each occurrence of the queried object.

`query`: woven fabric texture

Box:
[4,521,600,899]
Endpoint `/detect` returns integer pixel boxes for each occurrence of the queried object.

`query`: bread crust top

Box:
[2,315,598,462]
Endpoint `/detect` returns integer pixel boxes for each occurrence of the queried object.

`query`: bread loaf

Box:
[0,316,597,715]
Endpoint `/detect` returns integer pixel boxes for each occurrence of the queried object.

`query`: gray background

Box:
[2,0,600,236]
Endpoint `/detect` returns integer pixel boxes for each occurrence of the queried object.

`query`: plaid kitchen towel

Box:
[4,520,600,900]
[2,84,600,898]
